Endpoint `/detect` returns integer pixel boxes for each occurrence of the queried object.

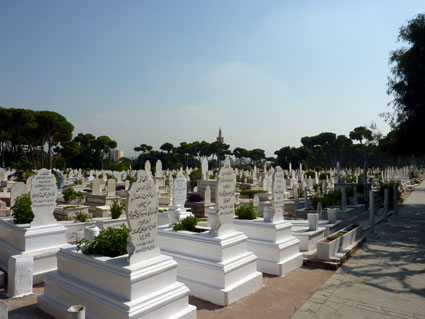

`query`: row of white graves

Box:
[0,169,71,290]
[38,170,197,319]
[157,159,263,306]
[233,166,303,276]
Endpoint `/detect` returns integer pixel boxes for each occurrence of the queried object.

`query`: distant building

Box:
[108,149,124,162]
[217,128,224,143]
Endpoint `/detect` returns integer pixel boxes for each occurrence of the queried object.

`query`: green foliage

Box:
[110,198,125,219]
[305,170,315,178]
[158,209,167,213]
[240,189,267,199]
[12,194,34,224]
[125,175,136,182]
[319,172,330,180]
[378,181,401,202]
[310,190,341,209]
[384,13,425,156]
[409,171,418,180]
[173,216,198,232]
[77,225,128,257]
[189,169,202,190]
[74,178,83,185]
[74,211,90,223]
[235,202,257,220]
[62,187,84,203]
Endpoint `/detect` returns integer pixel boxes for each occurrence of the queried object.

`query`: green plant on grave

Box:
[240,189,267,199]
[173,215,198,232]
[235,202,257,220]
[305,170,315,178]
[62,187,84,203]
[74,211,90,223]
[409,171,418,180]
[77,225,128,257]
[309,189,341,209]
[319,172,330,180]
[110,198,125,219]
[313,183,320,193]
[12,194,34,224]
[297,187,304,198]
[125,175,136,182]
[74,178,83,185]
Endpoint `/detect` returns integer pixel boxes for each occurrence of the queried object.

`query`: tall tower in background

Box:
[217,127,224,143]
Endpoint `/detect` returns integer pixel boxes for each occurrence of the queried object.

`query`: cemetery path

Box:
[192,267,333,319]
[292,180,425,319]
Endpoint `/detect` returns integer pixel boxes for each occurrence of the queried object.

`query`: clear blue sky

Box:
[1,1,423,157]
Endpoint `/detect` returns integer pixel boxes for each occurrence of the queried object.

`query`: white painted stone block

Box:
[38,248,196,319]
[7,255,33,298]
[0,299,7,319]
[308,213,318,231]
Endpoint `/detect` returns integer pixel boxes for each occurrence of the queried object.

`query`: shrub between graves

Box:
[74,211,90,223]
[62,187,84,203]
[240,189,267,199]
[77,225,128,257]
[310,190,341,209]
[319,172,330,180]
[235,202,257,220]
[110,198,125,219]
[173,216,198,232]
[378,181,401,202]
[12,194,34,224]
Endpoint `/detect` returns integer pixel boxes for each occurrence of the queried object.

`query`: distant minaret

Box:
[217,127,224,143]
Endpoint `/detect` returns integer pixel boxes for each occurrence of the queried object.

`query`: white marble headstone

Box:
[145,161,151,175]
[30,169,58,227]
[107,179,116,197]
[126,170,160,265]
[92,178,101,195]
[201,157,208,180]
[155,160,163,178]
[172,172,187,207]
[270,166,284,222]
[210,158,235,236]
[204,186,211,204]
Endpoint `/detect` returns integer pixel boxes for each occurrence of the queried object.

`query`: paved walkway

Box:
[292,180,425,319]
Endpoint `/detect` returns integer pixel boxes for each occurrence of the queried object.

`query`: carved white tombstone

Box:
[126,171,160,265]
[124,179,130,191]
[0,168,5,182]
[172,172,187,208]
[209,158,236,237]
[92,178,101,195]
[10,182,27,209]
[253,195,260,212]
[155,160,163,178]
[144,161,151,175]
[107,179,116,197]
[30,169,58,227]
[204,185,211,204]
[265,166,284,223]
[201,157,208,180]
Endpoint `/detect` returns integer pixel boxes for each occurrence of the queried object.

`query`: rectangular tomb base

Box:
[291,227,325,252]
[38,248,196,319]
[0,220,71,284]
[157,227,263,306]
[233,219,303,276]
